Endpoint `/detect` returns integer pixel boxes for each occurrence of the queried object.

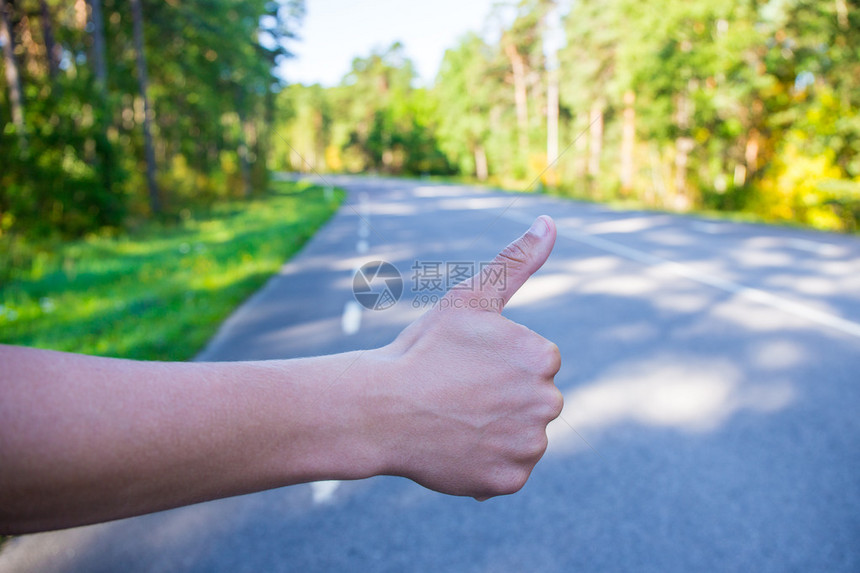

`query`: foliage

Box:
[270,0,859,232]
[434,33,499,179]
[272,42,453,177]
[1,0,304,241]
[4,0,858,234]
[0,181,343,360]
[754,143,856,231]
[558,0,860,227]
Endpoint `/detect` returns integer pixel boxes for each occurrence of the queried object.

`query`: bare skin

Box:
[0,216,563,534]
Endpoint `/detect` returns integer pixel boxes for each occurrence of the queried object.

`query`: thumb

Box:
[447,215,556,312]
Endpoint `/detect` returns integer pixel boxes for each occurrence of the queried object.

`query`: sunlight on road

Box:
[546,356,795,454]
[506,273,581,308]
[584,216,668,235]
[412,185,479,198]
[437,197,519,211]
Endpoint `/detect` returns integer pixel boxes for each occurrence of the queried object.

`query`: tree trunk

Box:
[546,67,559,163]
[835,0,849,30]
[620,90,636,195]
[237,111,252,198]
[249,117,261,185]
[130,0,160,214]
[745,128,760,177]
[313,108,324,174]
[648,144,667,205]
[673,86,693,209]
[73,0,86,30]
[38,0,59,80]
[474,143,488,181]
[85,0,111,189]
[674,136,694,209]
[238,139,251,197]
[86,0,107,92]
[0,0,25,139]
[587,101,603,179]
[504,41,529,158]
[733,163,746,188]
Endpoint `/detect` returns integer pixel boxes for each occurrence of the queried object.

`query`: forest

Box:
[1,0,301,245]
[1,0,859,253]
[275,0,860,232]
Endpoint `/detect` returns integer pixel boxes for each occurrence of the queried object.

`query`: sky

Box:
[278,0,500,87]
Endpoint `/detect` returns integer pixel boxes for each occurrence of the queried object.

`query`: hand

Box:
[0,216,563,533]
[374,216,563,499]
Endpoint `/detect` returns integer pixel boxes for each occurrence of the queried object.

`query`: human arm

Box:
[0,216,563,534]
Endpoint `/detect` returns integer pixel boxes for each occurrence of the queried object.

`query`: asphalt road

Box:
[2,176,859,572]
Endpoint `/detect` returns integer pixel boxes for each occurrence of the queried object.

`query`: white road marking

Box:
[504,212,860,339]
[310,480,341,504]
[341,300,362,335]
[342,192,371,335]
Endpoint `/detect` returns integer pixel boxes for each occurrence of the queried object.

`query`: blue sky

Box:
[278,0,500,87]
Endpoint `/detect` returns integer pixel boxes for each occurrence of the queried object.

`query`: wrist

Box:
[337,346,407,480]
[350,342,421,480]
[273,349,400,483]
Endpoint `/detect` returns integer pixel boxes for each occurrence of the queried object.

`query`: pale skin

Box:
[0,216,563,534]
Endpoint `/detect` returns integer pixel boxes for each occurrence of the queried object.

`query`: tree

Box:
[338,43,416,173]
[0,0,306,244]
[0,0,25,141]
[499,0,549,172]
[544,1,562,182]
[130,0,159,214]
[560,0,627,193]
[38,0,59,81]
[86,0,107,92]
[435,33,498,180]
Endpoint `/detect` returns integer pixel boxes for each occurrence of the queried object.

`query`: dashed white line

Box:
[310,480,341,504]
[342,192,371,335]
[341,300,362,335]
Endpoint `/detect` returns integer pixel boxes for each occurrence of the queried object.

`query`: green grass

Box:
[0,181,344,361]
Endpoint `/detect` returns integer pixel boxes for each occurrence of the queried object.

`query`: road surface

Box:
[2,176,859,572]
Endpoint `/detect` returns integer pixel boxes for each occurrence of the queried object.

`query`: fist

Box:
[376,216,564,499]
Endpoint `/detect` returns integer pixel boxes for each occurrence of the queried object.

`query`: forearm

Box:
[0,345,387,533]
[1,217,563,534]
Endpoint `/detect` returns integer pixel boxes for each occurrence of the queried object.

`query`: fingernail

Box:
[529,216,548,238]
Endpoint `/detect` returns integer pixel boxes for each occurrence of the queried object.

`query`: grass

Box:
[0,180,344,361]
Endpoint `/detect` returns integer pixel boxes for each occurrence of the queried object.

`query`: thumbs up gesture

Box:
[376,216,564,499]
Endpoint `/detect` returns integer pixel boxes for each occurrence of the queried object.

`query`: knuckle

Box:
[509,466,531,493]
[486,466,530,496]
[550,387,564,418]
[497,241,529,266]
[513,429,549,463]
[527,431,549,459]
[543,341,562,375]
